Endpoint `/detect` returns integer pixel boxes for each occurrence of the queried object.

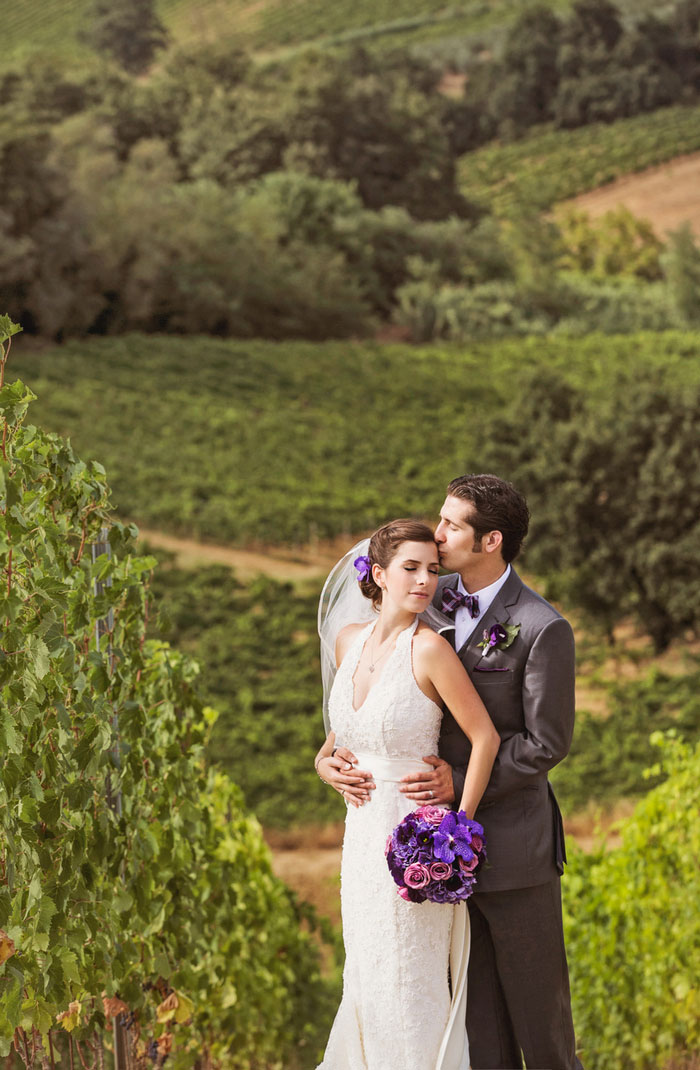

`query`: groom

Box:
[401,473,583,1070]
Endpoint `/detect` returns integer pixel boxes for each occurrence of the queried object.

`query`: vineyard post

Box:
[92,530,130,1069]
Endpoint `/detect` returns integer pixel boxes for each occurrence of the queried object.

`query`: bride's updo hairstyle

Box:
[359,519,437,608]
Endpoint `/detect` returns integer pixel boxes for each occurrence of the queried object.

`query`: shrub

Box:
[565,735,700,1068]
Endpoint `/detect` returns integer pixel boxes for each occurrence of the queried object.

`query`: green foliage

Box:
[0,122,106,338]
[662,223,700,326]
[261,48,472,221]
[475,4,563,136]
[552,274,675,334]
[82,0,168,75]
[458,103,700,214]
[557,205,664,280]
[479,374,700,651]
[551,666,700,810]
[0,323,331,1066]
[394,278,554,342]
[553,0,684,129]
[148,561,345,829]
[455,0,693,144]
[565,735,700,1066]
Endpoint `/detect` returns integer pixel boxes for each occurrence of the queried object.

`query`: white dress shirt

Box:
[453,564,512,651]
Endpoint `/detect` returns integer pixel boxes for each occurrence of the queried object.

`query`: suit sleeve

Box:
[479,616,576,804]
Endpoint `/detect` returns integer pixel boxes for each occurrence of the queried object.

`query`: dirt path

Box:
[136,525,355,581]
[567,150,700,236]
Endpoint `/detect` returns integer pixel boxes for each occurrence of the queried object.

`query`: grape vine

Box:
[0,317,331,1068]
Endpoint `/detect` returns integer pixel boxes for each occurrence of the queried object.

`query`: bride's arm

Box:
[415,632,500,819]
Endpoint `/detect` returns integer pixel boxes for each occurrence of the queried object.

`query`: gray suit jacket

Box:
[435,568,575,893]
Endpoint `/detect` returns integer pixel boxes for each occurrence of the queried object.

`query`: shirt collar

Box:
[456,563,511,607]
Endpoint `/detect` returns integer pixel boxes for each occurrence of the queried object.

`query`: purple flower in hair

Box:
[354,555,371,581]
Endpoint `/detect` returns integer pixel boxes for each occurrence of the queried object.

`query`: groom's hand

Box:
[399,756,455,805]
[317,747,376,808]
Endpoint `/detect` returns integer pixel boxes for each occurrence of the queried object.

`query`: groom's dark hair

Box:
[447,474,529,563]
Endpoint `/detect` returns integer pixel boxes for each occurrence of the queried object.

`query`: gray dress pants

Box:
[466,879,584,1070]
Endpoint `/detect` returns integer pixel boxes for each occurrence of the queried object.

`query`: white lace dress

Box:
[317,619,470,1070]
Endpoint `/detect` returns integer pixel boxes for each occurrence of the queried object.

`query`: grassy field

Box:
[458,103,700,215]
[15,331,700,547]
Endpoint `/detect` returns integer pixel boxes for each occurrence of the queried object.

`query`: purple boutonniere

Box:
[477,621,521,656]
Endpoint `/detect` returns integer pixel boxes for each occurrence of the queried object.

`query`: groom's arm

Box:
[479,616,575,804]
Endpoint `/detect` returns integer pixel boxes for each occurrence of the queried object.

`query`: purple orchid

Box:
[353,555,371,581]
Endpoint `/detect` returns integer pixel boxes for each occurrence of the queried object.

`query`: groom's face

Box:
[434,496,481,574]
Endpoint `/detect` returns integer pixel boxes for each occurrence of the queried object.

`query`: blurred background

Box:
[1,0,700,1066]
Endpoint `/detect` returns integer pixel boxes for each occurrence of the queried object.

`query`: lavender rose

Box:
[429,861,452,881]
[415,804,449,825]
[404,863,431,889]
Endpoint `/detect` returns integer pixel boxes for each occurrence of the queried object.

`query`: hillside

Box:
[1,0,667,62]
[17,332,700,547]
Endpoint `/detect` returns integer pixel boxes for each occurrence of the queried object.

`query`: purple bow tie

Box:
[441,588,480,618]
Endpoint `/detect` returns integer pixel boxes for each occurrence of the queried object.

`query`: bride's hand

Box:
[316,739,375,807]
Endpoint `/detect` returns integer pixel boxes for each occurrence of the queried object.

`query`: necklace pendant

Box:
[368,664,375,673]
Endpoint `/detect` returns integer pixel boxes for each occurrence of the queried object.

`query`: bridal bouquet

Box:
[385,807,486,904]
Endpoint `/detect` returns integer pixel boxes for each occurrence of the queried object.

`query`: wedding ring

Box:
[429,789,435,799]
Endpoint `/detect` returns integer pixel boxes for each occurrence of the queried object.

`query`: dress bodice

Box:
[329,618,443,759]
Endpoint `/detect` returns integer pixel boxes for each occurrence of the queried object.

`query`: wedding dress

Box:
[317,618,470,1070]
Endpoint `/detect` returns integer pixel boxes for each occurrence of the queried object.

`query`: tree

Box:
[277,48,475,221]
[479,374,700,652]
[83,0,168,75]
[0,128,106,337]
[489,5,562,135]
[672,0,700,88]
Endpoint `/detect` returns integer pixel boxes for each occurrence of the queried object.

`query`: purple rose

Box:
[404,863,431,889]
[471,834,483,854]
[459,855,479,873]
[429,861,452,881]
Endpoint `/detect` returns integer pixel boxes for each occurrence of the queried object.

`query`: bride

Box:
[314,519,499,1070]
